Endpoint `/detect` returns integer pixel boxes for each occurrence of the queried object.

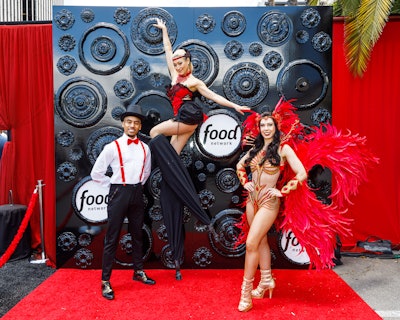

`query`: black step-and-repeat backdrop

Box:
[53,6,332,269]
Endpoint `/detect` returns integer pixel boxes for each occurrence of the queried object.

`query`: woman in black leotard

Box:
[149,18,250,281]
[151,18,250,154]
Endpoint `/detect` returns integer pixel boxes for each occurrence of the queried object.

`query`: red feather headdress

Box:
[241,98,303,146]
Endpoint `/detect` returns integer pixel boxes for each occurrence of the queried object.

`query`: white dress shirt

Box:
[90,134,152,188]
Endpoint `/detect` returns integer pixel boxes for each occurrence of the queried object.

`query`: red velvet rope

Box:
[0,189,38,268]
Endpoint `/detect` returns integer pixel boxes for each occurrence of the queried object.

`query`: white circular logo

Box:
[279,229,310,265]
[72,176,109,223]
[196,110,242,159]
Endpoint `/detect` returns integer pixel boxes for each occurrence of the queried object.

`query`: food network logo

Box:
[72,176,109,224]
[197,110,242,159]
[279,229,310,265]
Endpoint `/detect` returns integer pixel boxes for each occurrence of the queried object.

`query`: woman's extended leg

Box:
[237,202,255,312]
[238,206,275,312]
[170,131,195,154]
[245,204,278,304]
[150,119,197,154]
[243,207,276,281]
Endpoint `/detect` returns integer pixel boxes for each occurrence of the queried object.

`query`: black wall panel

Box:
[53,6,332,269]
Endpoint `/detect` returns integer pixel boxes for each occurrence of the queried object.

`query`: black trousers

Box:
[149,135,210,262]
[102,183,144,281]
[160,178,184,261]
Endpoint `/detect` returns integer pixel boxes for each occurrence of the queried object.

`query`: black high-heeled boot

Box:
[175,260,182,281]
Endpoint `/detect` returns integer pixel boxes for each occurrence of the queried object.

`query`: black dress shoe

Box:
[101,281,114,300]
[133,270,156,285]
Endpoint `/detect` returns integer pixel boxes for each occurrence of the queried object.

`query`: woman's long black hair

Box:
[244,112,281,167]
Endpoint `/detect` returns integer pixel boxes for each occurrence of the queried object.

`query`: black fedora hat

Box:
[120,104,145,121]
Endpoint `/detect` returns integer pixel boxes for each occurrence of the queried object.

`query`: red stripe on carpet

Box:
[2,269,381,320]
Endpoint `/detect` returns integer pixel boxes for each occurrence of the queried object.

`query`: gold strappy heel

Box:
[252,269,275,299]
[238,277,254,312]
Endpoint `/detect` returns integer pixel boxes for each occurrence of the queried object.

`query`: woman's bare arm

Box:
[153,18,175,78]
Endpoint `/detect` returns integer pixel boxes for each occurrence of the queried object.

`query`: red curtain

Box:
[333,18,400,247]
[0,24,55,267]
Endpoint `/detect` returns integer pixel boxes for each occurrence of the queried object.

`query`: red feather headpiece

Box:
[241,98,303,146]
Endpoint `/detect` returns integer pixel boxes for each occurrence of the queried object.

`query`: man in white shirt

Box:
[91,104,155,300]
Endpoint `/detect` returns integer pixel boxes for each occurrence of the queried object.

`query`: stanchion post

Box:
[32,180,48,264]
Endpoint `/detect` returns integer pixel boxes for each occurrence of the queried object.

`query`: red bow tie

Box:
[127,138,139,145]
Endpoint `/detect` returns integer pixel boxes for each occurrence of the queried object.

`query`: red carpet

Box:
[2,269,381,320]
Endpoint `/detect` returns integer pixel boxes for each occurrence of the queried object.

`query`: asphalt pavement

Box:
[333,253,400,320]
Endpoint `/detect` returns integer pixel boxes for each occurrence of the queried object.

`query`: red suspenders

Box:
[115,140,146,186]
